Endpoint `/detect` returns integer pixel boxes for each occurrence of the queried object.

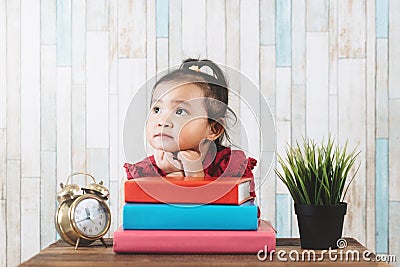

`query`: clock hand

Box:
[76,217,90,224]
[85,207,90,217]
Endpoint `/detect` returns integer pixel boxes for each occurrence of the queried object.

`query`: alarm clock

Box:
[55,172,111,249]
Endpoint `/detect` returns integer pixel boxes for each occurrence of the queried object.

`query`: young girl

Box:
[124,58,257,197]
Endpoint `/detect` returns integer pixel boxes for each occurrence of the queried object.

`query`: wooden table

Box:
[19,238,393,266]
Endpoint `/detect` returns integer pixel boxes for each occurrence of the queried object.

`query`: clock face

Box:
[73,197,109,238]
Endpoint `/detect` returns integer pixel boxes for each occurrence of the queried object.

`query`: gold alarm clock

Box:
[55,172,111,249]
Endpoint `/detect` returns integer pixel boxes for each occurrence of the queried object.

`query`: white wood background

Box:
[0,0,399,266]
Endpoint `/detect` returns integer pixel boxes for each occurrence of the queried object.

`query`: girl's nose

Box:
[157,119,172,127]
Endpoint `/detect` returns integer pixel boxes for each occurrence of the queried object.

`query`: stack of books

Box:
[113,177,276,253]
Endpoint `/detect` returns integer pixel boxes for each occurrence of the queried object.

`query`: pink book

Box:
[113,220,276,254]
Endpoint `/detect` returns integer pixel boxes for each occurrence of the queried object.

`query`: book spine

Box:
[113,231,276,253]
[124,182,244,204]
[122,203,258,230]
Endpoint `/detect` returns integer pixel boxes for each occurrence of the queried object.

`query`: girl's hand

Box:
[177,150,205,177]
[154,150,184,176]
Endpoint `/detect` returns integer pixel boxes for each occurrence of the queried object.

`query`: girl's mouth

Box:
[154,133,173,139]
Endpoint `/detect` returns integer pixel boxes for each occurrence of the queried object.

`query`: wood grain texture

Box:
[87,32,109,148]
[72,0,86,85]
[0,0,6,129]
[225,0,241,146]
[276,67,291,123]
[376,39,388,138]
[365,0,376,252]
[388,0,400,99]
[206,0,226,64]
[0,129,5,200]
[276,194,291,238]
[156,38,169,74]
[56,0,72,66]
[389,201,400,267]
[118,0,147,58]
[21,0,40,178]
[292,0,305,85]
[41,0,56,45]
[225,0,240,71]
[306,0,329,32]
[72,85,87,172]
[40,151,57,250]
[6,0,21,160]
[109,181,120,236]
[276,0,291,67]
[375,138,388,254]
[291,85,305,144]
[376,0,388,38]
[328,95,338,137]
[21,178,40,262]
[260,46,276,118]
[0,200,5,266]
[0,135,5,264]
[109,0,118,95]
[168,0,183,67]
[87,0,109,31]
[147,0,156,80]
[182,0,206,58]
[118,59,147,165]
[56,67,72,187]
[156,0,168,38]
[306,32,329,142]
[260,0,275,46]
[20,238,388,267]
[240,0,259,86]
[7,160,21,267]
[276,120,290,194]
[338,59,367,245]
[329,0,338,95]
[40,46,57,152]
[259,150,276,227]
[389,99,400,201]
[338,0,366,58]
[109,95,119,182]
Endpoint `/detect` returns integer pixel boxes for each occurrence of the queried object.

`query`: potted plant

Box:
[275,136,360,249]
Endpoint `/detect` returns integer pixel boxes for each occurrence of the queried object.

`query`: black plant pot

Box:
[294,202,347,249]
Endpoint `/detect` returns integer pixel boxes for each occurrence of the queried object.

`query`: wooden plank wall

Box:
[0,0,399,266]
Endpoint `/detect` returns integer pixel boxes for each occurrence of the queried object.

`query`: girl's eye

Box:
[153,107,160,114]
[176,108,188,116]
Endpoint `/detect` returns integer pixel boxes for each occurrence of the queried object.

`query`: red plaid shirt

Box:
[124,146,257,195]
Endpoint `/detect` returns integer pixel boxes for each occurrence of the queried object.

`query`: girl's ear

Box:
[207,119,225,141]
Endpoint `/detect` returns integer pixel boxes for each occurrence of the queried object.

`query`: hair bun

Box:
[180,58,227,87]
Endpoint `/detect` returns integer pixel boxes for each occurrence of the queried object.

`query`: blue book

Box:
[122,200,258,230]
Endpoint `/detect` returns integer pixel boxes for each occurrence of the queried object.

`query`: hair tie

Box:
[188,65,201,72]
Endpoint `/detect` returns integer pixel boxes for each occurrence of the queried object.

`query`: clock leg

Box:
[75,237,81,250]
[100,237,107,248]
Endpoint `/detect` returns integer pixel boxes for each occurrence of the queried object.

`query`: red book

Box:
[113,220,276,254]
[124,177,253,205]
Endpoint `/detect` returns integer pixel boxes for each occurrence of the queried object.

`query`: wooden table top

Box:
[19,238,392,267]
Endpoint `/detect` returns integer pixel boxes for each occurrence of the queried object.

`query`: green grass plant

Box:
[275,136,360,205]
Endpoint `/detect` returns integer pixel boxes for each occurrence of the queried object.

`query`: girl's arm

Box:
[177,150,205,177]
[154,149,184,176]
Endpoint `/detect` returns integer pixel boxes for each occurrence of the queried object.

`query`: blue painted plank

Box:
[56,0,72,66]
[276,193,292,238]
[276,0,291,67]
[376,0,389,38]
[375,138,389,254]
[156,0,169,38]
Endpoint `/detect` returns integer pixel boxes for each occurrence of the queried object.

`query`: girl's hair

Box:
[151,58,237,149]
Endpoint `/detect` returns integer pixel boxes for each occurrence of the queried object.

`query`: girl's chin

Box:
[151,144,179,153]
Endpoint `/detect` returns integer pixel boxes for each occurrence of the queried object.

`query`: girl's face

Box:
[146,82,216,152]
